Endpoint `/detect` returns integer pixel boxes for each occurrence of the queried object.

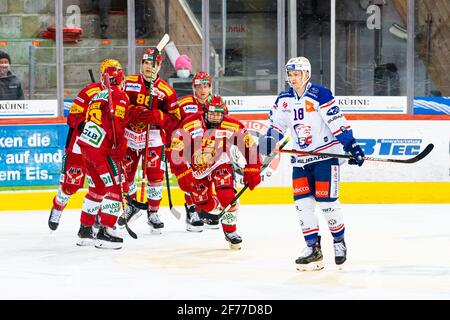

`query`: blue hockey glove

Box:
[344,140,365,166]
[258,135,277,156]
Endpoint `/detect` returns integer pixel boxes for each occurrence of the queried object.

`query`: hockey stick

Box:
[198,136,291,221]
[276,143,434,164]
[88,69,95,83]
[164,152,182,219]
[103,72,138,239]
[140,34,171,203]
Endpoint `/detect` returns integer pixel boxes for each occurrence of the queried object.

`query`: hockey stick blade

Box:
[277,143,434,164]
[199,137,291,221]
[169,205,182,220]
[156,34,170,52]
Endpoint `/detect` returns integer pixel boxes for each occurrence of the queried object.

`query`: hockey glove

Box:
[110,139,128,163]
[258,135,277,157]
[344,139,365,166]
[176,168,196,192]
[243,164,262,190]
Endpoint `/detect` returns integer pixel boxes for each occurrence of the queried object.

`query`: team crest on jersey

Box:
[294,124,312,149]
[125,83,142,92]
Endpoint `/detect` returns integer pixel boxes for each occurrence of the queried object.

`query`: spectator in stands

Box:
[0,51,24,100]
[175,54,193,79]
[171,54,194,97]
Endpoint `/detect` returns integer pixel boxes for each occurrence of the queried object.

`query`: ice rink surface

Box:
[1,204,449,300]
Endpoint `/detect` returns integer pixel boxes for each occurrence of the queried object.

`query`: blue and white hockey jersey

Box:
[267,83,355,167]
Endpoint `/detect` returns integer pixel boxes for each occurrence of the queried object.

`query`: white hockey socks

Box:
[295,196,319,246]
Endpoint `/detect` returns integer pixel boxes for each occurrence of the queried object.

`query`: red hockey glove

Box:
[176,168,196,192]
[110,139,127,163]
[243,164,261,190]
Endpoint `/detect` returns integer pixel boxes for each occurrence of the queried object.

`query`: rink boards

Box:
[0,114,449,210]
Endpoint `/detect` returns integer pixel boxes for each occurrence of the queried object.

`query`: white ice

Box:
[1,204,449,300]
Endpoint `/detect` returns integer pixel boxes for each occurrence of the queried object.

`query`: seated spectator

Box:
[0,51,24,100]
[175,54,193,79]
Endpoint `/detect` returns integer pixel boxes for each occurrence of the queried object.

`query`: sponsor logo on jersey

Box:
[183,105,198,113]
[69,102,84,114]
[115,105,125,118]
[315,181,330,198]
[125,83,142,92]
[326,105,340,116]
[282,101,288,109]
[293,177,310,196]
[327,113,344,124]
[190,128,204,138]
[75,96,85,103]
[294,124,312,149]
[215,129,232,139]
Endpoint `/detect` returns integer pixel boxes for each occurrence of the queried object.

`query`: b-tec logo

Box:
[357,139,422,156]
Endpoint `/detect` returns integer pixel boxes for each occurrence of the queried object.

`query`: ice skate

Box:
[224,231,242,250]
[48,207,62,231]
[147,211,164,234]
[295,236,324,271]
[95,226,123,249]
[117,203,141,228]
[76,224,95,246]
[200,209,220,230]
[185,204,204,232]
[333,239,347,266]
[92,215,100,238]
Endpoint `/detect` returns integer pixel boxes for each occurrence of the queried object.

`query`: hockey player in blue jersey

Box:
[258,56,365,271]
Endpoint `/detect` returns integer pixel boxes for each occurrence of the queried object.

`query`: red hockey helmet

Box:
[99,59,122,77]
[205,95,227,127]
[102,65,124,86]
[142,47,163,65]
[192,71,212,86]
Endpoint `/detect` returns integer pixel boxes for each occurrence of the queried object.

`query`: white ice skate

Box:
[147,211,164,234]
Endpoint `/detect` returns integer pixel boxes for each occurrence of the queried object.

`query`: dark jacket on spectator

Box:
[0,71,25,100]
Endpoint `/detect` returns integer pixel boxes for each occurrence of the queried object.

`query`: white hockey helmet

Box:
[285,56,311,86]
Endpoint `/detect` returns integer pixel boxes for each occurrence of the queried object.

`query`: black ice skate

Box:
[95,226,123,250]
[200,209,220,229]
[333,239,347,266]
[117,202,142,228]
[295,236,324,271]
[76,224,95,246]
[185,204,204,232]
[147,211,164,234]
[48,207,62,231]
[224,231,242,250]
